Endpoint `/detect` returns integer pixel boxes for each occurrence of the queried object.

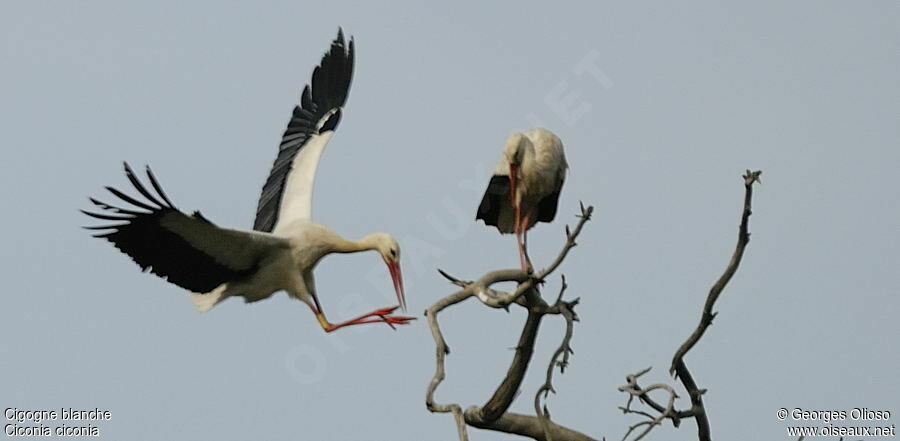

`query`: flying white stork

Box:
[476,128,568,269]
[82,30,414,333]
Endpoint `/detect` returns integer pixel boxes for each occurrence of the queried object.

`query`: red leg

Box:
[321,306,415,332]
[514,203,529,270]
[307,296,415,333]
[519,208,533,271]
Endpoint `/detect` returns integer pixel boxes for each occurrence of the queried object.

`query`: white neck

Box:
[332,233,380,254]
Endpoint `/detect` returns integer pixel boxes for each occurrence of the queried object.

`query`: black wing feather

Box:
[253,29,355,232]
[84,163,260,293]
[536,189,563,222]
[143,165,177,208]
[476,175,511,227]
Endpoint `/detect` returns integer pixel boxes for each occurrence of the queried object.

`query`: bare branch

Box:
[469,204,594,309]
[665,170,761,441]
[535,203,594,283]
[535,278,578,441]
[614,170,761,441]
[473,207,593,423]
[670,170,761,375]
[478,309,545,421]
[425,206,599,441]
[425,288,475,441]
[553,274,570,306]
[429,168,763,441]
[464,410,597,441]
[671,361,710,440]
[438,268,471,287]
[618,368,679,441]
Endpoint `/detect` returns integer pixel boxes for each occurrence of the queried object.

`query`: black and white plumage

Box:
[83,164,284,294]
[83,30,412,333]
[476,128,568,269]
[254,30,354,233]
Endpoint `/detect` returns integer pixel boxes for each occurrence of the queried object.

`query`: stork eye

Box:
[390,249,397,258]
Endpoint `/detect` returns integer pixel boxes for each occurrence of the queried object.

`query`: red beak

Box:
[387,260,406,311]
[508,162,518,207]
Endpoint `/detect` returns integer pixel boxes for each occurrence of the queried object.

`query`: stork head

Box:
[503,132,528,166]
[368,233,406,311]
[503,133,529,206]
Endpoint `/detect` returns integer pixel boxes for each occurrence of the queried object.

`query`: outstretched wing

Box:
[83,163,289,293]
[254,29,355,233]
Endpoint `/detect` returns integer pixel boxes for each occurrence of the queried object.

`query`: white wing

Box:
[254,30,354,233]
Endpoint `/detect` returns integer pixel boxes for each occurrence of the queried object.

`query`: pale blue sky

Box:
[2,1,898,440]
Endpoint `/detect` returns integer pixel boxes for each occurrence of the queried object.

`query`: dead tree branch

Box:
[535,277,579,441]
[618,170,762,441]
[465,411,597,441]
[428,170,761,441]
[617,367,678,441]
[425,289,475,441]
[426,204,598,441]
[670,170,762,374]
[478,203,594,309]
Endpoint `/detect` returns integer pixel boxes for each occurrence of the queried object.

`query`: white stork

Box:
[82,30,414,333]
[476,128,568,269]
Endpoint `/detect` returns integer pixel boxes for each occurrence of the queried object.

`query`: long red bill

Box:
[387,261,406,311]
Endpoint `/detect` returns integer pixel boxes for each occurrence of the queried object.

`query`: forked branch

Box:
[426,205,597,441]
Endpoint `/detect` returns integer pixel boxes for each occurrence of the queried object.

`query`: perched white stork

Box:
[82,30,414,333]
[476,128,568,269]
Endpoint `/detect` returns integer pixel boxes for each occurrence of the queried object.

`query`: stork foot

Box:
[319,305,416,333]
[366,313,417,330]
